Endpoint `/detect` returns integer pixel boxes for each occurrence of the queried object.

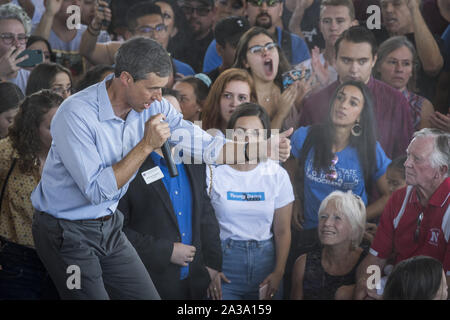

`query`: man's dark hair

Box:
[76,64,115,92]
[214,16,250,48]
[335,26,378,58]
[115,37,172,80]
[127,2,163,31]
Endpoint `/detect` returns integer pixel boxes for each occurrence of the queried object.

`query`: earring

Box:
[351,120,362,137]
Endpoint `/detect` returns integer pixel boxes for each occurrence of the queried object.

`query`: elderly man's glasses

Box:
[0,33,28,45]
[248,0,280,7]
[181,5,211,16]
[248,42,277,55]
[414,212,423,242]
[135,24,168,35]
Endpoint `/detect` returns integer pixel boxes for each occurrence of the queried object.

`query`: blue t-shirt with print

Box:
[291,126,391,229]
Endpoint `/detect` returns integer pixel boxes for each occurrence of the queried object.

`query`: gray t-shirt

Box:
[38,24,111,77]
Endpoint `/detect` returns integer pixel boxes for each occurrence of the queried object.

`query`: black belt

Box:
[85,215,113,222]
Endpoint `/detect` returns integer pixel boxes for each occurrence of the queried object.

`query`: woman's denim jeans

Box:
[0,236,59,300]
[221,238,283,300]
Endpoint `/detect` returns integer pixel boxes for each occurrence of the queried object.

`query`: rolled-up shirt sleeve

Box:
[52,108,120,206]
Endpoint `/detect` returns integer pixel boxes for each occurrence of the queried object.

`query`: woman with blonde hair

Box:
[291,190,368,300]
[202,68,257,136]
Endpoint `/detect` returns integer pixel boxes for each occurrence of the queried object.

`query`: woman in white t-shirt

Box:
[206,103,294,300]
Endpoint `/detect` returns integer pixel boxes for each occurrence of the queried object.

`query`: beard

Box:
[255,13,272,29]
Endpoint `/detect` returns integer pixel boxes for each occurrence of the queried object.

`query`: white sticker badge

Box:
[141,166,164,184]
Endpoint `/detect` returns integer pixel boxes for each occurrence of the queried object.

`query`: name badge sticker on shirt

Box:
[141,166,164,184]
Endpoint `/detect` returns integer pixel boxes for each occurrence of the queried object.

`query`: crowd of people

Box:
[0,0,448,300]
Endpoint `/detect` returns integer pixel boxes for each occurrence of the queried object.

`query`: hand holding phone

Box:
[16,49,43,68]
[282,68,311,89]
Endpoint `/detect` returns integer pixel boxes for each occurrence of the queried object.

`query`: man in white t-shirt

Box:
[0,3,31,94]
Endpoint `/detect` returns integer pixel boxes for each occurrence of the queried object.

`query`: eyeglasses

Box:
[248,42,277,55]
[0,33,29,45]
[326,154,339,181]
[248,0,280,7]
[414,212,423,242]
[51,86,72,96]
[181,5,211,16]
[135,24,168,35]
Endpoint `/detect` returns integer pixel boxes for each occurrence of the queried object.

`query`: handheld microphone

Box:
[159,117,178,179]
[161,140,178,177]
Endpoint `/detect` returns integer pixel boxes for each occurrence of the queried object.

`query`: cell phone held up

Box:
[16,49,43,68]
[282,68,311,89]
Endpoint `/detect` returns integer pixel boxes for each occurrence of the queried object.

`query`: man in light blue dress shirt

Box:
[30,37,293,300]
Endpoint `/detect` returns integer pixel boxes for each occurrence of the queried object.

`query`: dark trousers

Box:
[32,210,161,300]
[0,236,59,300]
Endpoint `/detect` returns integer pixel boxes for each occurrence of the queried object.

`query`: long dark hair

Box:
[226,102,271,139]
[293,80,377,228]
[383,256,445,300]
[9,90,63,174]
[232,27,291,90]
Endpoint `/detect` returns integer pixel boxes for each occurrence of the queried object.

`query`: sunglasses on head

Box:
[248,0,280,7]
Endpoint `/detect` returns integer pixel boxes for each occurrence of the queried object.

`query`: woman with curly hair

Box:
[0,90,63,299]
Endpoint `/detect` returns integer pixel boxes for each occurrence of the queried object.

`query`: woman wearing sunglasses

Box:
[286,80,391,253]
[233,27,311,129]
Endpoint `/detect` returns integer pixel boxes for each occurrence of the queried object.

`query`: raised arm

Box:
[215,128,294,164]
[33,0,62,39]
[79,0,118,65]
[407,0,443,76]
[287,0,314,39]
